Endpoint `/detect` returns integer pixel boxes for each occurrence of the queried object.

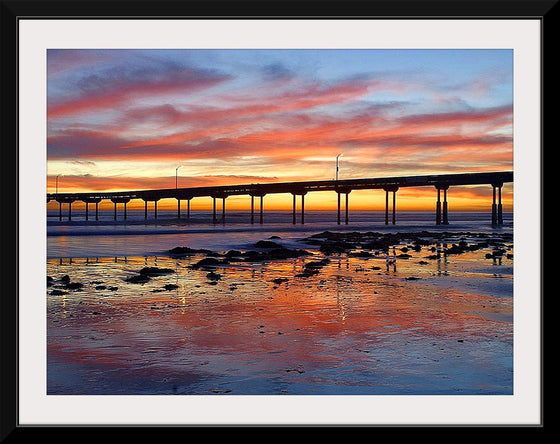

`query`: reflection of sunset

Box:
[47,246,512,393]
[47,49,513,212]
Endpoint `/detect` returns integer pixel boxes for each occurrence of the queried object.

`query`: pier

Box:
[47,171,512,226]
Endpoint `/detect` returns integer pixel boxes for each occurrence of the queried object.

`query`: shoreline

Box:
[47,228,513,260]
[48,229,514,290]
[47,228,513,395]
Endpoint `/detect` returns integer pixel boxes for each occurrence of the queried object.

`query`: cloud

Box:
[117,75,379,131]
[47,100,513,177]
[47,49,115,76]
[399,104,512,127]
[46,51,513,196]
[47,173,281,192]
[261,63,295,82]
[48,62,232,119]
[68,160,97,167]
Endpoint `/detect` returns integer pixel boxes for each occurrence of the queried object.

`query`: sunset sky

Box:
[46,49,513,211]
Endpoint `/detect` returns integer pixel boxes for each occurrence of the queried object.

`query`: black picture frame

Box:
[2,0,552,435]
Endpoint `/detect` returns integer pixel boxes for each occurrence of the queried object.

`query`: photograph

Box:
[6,8,547,429]
[45,47,516,397]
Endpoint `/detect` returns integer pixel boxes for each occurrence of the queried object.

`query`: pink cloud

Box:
[48,65,232,119]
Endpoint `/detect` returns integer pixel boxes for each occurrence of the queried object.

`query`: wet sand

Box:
[47,231,513,395]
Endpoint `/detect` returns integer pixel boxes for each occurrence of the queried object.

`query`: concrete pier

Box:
[435,185,449,225]
[335,189,351,225]
[383,186,398,225]
[110,197,131,221]
[492,182,504,226]
[141,198,160,220]
[49,171,512,226]
[442,187,449,225]
[291,192,307,224]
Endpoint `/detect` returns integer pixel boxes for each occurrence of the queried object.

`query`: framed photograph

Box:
[2,0,550,432]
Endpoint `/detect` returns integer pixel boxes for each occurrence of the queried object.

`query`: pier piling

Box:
[492,183,503,226]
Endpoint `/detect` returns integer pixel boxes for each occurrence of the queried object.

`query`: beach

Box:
[46,211,513,395]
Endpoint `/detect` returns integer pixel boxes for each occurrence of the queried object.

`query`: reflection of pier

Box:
[436,242,449,276]
[48,171,512,227]
[386,247,397,273]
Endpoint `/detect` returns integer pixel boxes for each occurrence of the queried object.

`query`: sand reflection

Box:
[47,240,513,395]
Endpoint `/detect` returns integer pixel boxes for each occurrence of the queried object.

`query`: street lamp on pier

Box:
[175,165,182,189]
[336,153,343,181]
[56,174,63,195]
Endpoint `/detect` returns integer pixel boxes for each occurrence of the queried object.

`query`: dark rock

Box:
[296,258,330,278]
[241,250,265,262]
[95,285,107,290]
[50,289,67,295]
[269,235,281,239]
[319,240,356,255]
[60,275,70,283]
[241,248,308,263]
[206,271,222,281]
[189,257,228,269]
[108,286,118,291]
[163,284,179,290]
[138,267,174,276]
[304,259,330,269]
[268,248,308,260]
[348,251,373,258]
[126,274,151,284]
[255,240,282,249]
[169,246,213,256]
[444,244,467,255]
[65,282,84,290]
[361,239,393,251]
[271,278,288,285]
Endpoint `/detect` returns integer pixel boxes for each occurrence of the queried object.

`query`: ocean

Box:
[47,210,513,258]
[46,209,514,396]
